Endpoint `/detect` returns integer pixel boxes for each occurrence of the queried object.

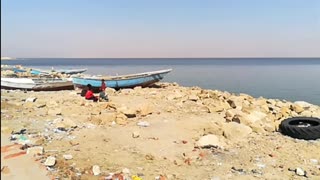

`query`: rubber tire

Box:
[279,117,320,140]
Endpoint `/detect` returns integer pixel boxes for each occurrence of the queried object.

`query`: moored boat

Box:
[1,77,74,91]
[30,68,87,75]
[72,69,172,91]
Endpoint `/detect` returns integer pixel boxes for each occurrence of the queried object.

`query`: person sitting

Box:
[99,79,109,102]
[80,88,87,97]
[85,84,98,102]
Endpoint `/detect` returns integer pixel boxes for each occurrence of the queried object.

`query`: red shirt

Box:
[85,90,94,99]
[100,82,106,91]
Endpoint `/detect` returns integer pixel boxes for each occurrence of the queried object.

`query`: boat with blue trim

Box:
[72,69,172,91]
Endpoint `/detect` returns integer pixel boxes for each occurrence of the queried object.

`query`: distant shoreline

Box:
[1,57,16,60]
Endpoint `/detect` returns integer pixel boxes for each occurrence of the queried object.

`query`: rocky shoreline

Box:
[1,82,320,179]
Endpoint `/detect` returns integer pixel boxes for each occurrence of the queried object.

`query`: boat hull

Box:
[1,78,74,91]
[72,69,172,91]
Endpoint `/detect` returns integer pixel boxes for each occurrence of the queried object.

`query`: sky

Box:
[1,0,320,58]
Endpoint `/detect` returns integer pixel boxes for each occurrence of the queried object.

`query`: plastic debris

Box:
[137,121,150,127]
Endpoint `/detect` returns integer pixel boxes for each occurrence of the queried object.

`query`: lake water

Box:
[2,58,320,105]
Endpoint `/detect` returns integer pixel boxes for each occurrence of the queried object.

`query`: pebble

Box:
[92,165,100,176]
[295,167,305,176]
[63,154,73,160]
[44,156,56,166]
[256,163,266,169]
[310,159,318,165]
[132,131,140,138]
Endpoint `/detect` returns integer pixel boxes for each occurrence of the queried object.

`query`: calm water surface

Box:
[2,58,320,105]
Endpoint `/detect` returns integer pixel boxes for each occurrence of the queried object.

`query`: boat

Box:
[8,67,87,75]
[72,69,172,91]
[1,77,74,91]
[56,68,87,75]
[30,68,87,75]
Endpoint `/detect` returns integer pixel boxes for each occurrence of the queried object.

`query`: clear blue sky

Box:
[1,0,319,58]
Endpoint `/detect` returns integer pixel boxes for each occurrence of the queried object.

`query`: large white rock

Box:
[25,97,37,102]
[196,134,225,148]
[27,146,44,155]
[294,101,313,108]
[223,122,252,141]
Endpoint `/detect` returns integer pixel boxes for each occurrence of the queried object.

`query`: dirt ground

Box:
[1,83,320,179]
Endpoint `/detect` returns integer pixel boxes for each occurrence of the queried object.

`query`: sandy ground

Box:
[1,83,320,179]
[1,135,49,180]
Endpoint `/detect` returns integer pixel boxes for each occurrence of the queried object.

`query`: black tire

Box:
[279,117,320,140]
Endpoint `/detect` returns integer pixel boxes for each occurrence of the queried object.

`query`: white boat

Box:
[1,77,74,91]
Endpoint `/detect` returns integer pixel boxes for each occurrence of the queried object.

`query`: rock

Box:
[294,101,313,108]
[196,134,225,148]
[118,106,137,118]
[225,109,244,119]
[207,105,225,113]
[188,95,199,101]
[115,113,128,125]
[132,131,140,138]
[145,154,155,161]
[1,166,10,174]
[291,104,304,114]
[275,101,287,108]
[122,168,130,174]
[44,156,56,166]
[99,112,117,125]
[250,121,266,134]
[138,103,154,116]
[227,96,244,109]
[247,111,267,122]
[137,121,150,127]
[203,121,224,136]
[92,165,101,176]
[280,106,290,117]
[295,167,305,176]
[310,159,318,165]
[25,97,37,102]
[223,122,252,141]
[300,110,313,117]
[63,154,73,160]
[166,91,184,100]
[115,118,128,125]
[27,146,44,155]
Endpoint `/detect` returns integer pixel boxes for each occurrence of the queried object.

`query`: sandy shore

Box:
[1,82,320,179]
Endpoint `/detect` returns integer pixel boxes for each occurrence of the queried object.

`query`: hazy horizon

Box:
[1,0,320,58]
